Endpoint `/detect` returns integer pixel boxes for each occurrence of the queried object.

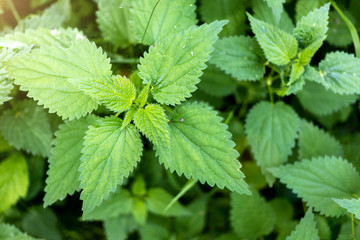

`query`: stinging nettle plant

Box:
[1,0,360,239]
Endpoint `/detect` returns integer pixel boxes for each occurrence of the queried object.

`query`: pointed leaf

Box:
[293,3,330,48]
[133,104,170,147]
[298,120,343,160]
[298,37,326,66]
[155,102,250,194]
[210,36,265,81]
[269,156,360,217]
[79,116,143,214]
[286,208,319,240]
[138,21,227,105]
[248,14,298,66]
[0,223,42,240]
[96,0,135,48]
[71,75,136,114]
[0,153,29,213]
[0,100,52,157]
[245,101,300,183]
[318,51,360,95]
[333,198,360,220]
[130,0,197,45]
[230,191,276,240]
[44,115,97,207]
[263,0,285,23]
[5,39,112,120]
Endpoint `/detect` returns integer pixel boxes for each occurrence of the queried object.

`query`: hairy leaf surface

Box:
[245,101,300,183]
[0,153,29,213]
[155,102,250,194]
[270,156,360,217]
[210,36,265,81]
[286,208,319,240]
[333,198,360,220]
[298,120,343,159]
[0,100,52,157]
[248,14,298,66]
[80,116,143,214]
[130,0,197,45]
[133,104,169,147]
[44,115,97,207]
[318,51,360,95]
[138,21,227,105]
[231,191,276,240]
[6,39,112,119]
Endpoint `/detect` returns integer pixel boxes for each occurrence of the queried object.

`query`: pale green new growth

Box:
[122,106,138,130]
[79,116,143,214]
[245,101,300,184]
[44,115,97,207]
[96,0,135,48]
[6,39,112,119]
[293,3,330,48]
[269,156,360,217]
[298,37,326,66]
[0,153,29,213]
[230,191,276,240]
[0,48,15,105]
[297,81,358,116]
[133,104,170,147]
[138,20,227,105]
[155,102,250,194]
[210,36,265,81]
[318,51,360,95]
[248,14,298,66]
[289,62,304,85]
[286,208,319,240]
[130,0,197,45]
[72,75,136,114]
[263,0,285,23]
[333,198,360,220]
[0,223,42,240]
[298,120,343,160]
[0,100,52,157]
[146,188,190,216]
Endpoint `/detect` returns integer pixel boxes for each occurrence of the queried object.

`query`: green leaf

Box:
[230,191,276,240]
[44,115,97,207]
[289,62,305,85]
[122,106,138,130]
[326,10,354,47]
[269,156,360,217]
[138,20,227,105]
[286,208,319,240]
[318,51,360,95]
[84,189,133,220]
[6,39,112,119]
[253,0,294,33]
[298,37,326,66]
[210,36,265,81]
[245,101,300,184]
[199,0,246,37]
[132,198,147,225]
[155,102,250,194]
[293,3,330,48]
[248,14,298,66]
[263,0,285,23]
[0,153,29,213]
[333,198,360,220]
[133,104,169,147]
[295,0,329,22]
[298,120,343,160]
[79,116,143,214]
[71,75,136,114]
[197,64,237,97]
[104,215,137,240]
[130,0,197,45]
[297,81,358,116]
[0,48,15,105]
[146,188,190,216]
[0,100,52,157]
[337,220,360,240]
[96,0,135,48]
[0,223,42,240]
[16,0,71,31]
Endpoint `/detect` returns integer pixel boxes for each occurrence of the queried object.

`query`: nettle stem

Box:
[6,0,21,23]
[266,76,274,104]
[352,214,356,240]
[331,0,360,57]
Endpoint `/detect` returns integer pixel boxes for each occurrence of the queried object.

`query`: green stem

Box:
[267,77,274,104]
[141,0,161,44]
[224,110,234,125]
[352,214,356,240]
[163,179,196,213]
[331,1,360,57]
[6,0,21,23]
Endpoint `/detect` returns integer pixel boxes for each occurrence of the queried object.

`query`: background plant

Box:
[0,0,360,239]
